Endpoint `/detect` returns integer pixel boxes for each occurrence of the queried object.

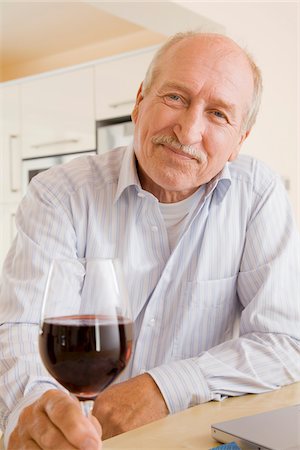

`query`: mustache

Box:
[151,135,207,163]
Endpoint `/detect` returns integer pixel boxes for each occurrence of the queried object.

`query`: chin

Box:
[160,171,197,188]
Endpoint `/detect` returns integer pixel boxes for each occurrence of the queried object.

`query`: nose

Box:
[173,106,204,146]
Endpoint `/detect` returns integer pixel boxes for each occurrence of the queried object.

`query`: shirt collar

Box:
[204,163,232,203]
[114,144,141,204]
[114,144,232,204]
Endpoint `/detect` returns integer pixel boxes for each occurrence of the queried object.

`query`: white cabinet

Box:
[0,85,22,203]
[21,67,95,158]
[95,48,156,120]
[0,85,22,270]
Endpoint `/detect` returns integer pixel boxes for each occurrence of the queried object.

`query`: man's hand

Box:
[92,373,169,440]
[8,390,102,450]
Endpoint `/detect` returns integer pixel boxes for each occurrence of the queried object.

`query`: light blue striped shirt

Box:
[1,145,300,445]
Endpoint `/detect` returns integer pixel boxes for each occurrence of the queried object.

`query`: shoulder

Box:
[29,147,126,202]
[228,154,281,197]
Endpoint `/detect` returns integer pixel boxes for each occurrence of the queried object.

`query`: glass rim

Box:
[39,256,128,331]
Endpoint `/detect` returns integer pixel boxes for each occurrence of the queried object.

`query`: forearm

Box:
[148,331,300,414]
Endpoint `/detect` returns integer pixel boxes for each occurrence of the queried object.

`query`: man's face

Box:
[132,36,254,202]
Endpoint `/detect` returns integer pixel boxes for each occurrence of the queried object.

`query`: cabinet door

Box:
[0,85,22,203]
[0,203,18,272]
[95,49,156,120]
[21,67,95,158]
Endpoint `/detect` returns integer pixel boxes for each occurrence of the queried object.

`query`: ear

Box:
[131,82,144,123]
[228,129,251,161]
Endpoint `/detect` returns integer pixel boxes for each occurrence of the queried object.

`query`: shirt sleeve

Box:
[0,176,76,444]
[148,175,300,414]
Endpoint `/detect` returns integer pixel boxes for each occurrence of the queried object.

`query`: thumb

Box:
[89,414,102,440]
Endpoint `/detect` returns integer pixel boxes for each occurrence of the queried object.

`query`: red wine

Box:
[39,315,133,400]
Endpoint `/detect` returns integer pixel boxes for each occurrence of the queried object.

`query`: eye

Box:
[168,94,181,102]
[213,110,226,119]
[210,110,229,122]
[163,93,187,107]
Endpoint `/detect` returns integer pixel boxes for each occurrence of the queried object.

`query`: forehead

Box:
[153,36,254,107]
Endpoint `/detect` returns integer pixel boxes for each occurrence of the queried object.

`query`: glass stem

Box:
[81,400,94,417]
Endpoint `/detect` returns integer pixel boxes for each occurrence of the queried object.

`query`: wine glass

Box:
[39,257,133,416]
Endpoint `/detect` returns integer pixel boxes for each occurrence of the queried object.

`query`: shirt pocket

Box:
[172,275,239,359]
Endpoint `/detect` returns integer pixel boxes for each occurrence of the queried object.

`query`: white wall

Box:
[175,1,299,224]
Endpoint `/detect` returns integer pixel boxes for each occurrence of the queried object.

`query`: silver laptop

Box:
[211,404,300,450]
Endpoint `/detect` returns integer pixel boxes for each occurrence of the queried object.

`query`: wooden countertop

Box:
[104,382,300,449]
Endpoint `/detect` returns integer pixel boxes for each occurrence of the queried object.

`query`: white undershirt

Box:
[158,187,204,251]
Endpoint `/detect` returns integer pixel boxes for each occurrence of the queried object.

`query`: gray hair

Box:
[142,31,263,131]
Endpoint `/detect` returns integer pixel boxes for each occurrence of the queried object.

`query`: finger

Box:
[22,439,42,450]
[42,391,101,449]
[89,415,102,439]
[30,410,78,450]
[8,433,42,450]
[15,402,78,450]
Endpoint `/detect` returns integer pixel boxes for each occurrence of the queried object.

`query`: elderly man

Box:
[1,32,299,450]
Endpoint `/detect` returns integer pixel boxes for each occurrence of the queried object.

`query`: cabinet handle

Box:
[31,138,79,149]
[109,100,135,108]
[9,135,21,193]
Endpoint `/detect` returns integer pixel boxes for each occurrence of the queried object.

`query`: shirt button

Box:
[151,225,158,232]
[148,317,156,327]
[137,192,145,198]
